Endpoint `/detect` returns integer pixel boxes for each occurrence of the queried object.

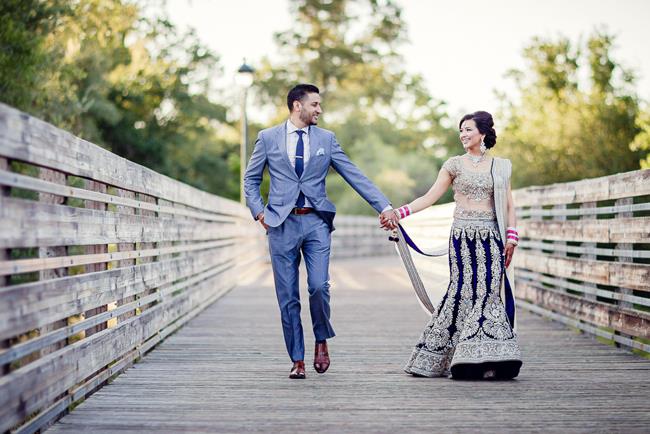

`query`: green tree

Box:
[0,0,75,126]
[630,105,650,168]
[255,0,456,214]
[498,30,643,188]
[0,0,241,199]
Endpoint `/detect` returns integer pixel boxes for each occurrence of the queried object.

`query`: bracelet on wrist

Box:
[506,225,519,246]
[506,227,519,243]
[396,205,412,219]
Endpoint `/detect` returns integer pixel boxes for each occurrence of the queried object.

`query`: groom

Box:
[244,84,397,379]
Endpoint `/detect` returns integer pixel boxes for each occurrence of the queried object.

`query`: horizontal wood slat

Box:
[517,299,650,353]
[514,169,650,206]
[516,269,650,308]
[0,247,242,341]
[521,240,650,259]
[0,103,245,216]
[519,217,650,243]
[0,238,257,276]
[0,259,236,366]
[0,196,247,248]
[0,169,237,223]
[517,281,650,339]
[517,202,650,218]
[516,251,650,292]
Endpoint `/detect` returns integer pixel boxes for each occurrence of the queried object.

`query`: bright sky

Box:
[165,0,650,120]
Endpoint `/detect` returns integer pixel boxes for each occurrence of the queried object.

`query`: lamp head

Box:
[236,59,255,88]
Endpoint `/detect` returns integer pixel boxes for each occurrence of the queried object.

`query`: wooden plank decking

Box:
[50,256,650,433]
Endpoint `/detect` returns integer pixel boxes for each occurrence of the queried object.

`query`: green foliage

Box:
[4,2,646,209]
[630,106,650,169]
[0,0,74,126]
[0,0,240,200]
[256,0,457,213]
[498,30,644,188]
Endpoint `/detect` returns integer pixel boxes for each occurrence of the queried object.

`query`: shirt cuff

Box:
[381,205,393,213]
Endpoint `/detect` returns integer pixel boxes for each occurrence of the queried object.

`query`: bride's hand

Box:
[504,243,516,268]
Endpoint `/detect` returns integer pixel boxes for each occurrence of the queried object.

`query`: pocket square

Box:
[316,147,325,156]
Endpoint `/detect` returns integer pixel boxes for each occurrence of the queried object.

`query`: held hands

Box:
[379,209,399,230]
[379,205,412,230]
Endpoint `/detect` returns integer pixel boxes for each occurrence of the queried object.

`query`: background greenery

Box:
[1,0,648,214]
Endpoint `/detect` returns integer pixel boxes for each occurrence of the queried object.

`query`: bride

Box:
[386,111,522,380]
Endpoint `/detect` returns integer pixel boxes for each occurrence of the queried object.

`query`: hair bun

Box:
[484,127,497,149]
[459,110,497,149]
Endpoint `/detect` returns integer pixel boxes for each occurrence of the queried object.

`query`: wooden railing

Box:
[331,215,394,258]
[0,103,272,433]
[2,100,648,432]
[354,171,650,356]
[514,170,650,354]
[0,103,400,432]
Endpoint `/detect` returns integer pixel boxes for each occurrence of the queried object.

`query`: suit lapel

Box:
[301,126,320,179]
[308,126,319,162]
[274,122,298,179]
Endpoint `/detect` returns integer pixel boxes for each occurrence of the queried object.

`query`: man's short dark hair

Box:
[287,84,320,112]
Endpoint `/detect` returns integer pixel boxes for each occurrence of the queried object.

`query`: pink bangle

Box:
[396,205,411,219]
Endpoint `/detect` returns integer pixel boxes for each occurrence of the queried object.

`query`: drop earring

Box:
[480,139,486,154]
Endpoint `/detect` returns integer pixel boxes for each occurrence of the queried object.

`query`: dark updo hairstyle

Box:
[459,111,497,149]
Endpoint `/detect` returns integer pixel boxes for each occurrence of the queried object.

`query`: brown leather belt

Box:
[292,207,313,215]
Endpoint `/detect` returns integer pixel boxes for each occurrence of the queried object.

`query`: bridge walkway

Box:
[50,257,650,433]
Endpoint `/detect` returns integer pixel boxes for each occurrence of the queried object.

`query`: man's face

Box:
[297,92,322,125]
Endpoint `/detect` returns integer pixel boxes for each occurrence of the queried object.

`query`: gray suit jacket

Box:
[243,122,390,231]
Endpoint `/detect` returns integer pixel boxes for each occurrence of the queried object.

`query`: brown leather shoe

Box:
[289,361,306,379]
[314,341,330,373]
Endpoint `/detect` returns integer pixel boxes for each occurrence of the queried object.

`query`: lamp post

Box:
[236,59,255,204]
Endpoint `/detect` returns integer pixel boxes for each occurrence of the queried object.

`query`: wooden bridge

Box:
[1,103,649,433]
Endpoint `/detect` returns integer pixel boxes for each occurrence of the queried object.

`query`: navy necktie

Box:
[295,130,305,207]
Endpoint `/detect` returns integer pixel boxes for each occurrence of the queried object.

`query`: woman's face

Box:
[459,119,484,150]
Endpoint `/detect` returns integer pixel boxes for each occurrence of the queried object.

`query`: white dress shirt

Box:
[286,119,313,208]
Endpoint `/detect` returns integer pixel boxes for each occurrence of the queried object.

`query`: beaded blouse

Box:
[442,155,496,220]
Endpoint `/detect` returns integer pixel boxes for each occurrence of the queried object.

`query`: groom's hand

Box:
[256,212,269,230]
[379,209,398,230]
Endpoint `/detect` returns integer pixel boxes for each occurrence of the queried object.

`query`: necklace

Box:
[465,152,485,166]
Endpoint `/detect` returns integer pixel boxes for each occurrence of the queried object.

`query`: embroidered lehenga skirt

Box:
[403,218,522,379]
